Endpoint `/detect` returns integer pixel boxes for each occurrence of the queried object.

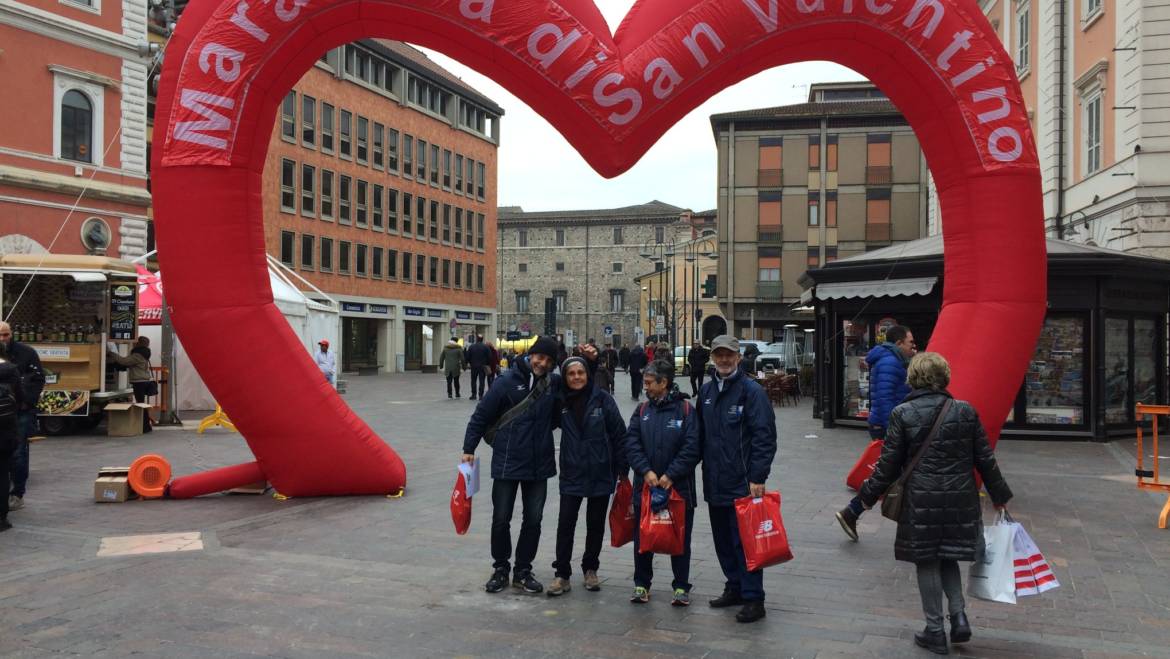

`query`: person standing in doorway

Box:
[440,338,467,399]
[315,339,336,385]
[466,335,492,400]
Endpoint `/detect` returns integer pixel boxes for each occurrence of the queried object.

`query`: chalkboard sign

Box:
[109,284,137,340]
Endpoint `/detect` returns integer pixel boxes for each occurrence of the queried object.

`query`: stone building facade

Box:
[496,201,694,349]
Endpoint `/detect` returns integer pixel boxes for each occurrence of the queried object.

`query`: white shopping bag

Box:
[457,457,480,499]
[1012,523,1060,596]
[968,512,1017,604]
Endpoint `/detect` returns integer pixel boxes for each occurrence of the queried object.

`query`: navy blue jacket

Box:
[698,370,777,506]
[554,386,628,497]
[624,391,701,507]
[867,343,911,430]
[463,356,561,480]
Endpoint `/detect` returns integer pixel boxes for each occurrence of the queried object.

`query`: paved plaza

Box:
[1,372,1168,658]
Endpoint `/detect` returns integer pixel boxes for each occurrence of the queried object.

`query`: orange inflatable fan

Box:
[129,454,172,498]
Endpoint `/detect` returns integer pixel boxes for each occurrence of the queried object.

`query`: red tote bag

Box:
[734,491,794,571]
[609,477,635,547]
[450,470,472,535]
[846,440,884,492]
[638,485,686,556]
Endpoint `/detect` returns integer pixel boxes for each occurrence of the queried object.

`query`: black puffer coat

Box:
[858,389,1012,563]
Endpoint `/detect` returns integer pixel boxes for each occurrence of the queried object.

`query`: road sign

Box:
[603,325,614,337]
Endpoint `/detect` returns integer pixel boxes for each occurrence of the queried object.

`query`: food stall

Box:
[0,254,139,434]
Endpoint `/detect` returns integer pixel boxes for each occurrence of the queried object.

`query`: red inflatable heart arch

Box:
[153,0,1045,497]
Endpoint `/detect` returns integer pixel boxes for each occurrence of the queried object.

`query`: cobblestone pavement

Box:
[2,372,1168,658]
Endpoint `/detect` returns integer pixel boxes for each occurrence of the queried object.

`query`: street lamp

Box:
[682,237,717,350]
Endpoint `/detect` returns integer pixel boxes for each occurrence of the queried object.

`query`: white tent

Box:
[139,257,340,411]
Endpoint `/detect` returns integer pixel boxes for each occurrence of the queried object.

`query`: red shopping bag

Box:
[609,477,635,547]
[638,485,686,556]
[450,471,472,535]
[846,440,884,492]
[734,491,794,571]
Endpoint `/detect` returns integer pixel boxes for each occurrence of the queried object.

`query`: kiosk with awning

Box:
[802,235,1170,440]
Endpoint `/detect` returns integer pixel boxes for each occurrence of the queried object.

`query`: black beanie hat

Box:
[529,336,560,361]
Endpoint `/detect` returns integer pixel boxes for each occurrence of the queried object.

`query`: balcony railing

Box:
[865,223,891,242]
[756,281,783,298]
[757,168,783,187]
[866,166,892,186]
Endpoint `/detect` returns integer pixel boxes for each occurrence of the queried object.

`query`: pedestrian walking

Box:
[487,341,500,387]
[628,344,648,400]
[852,352,1012,655]
[440,338,467,398]
[106,338,155,434]
[314,339,336,385]
[598,343,618,394]
[462,337,597,595]
[466,335,492,400]
[697,335,777,623]
[547,357,628,596]
[624,359,701,606]
[619,344,630,372]
[687,341,710,396]
[0,321,43,512]
[0,340,24,532]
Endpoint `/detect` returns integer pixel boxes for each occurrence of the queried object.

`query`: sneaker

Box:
[8,495,22,511]
[671,589,690,607]
[512,572,543,594]
[583,570,601,592]
[835,507,859,541]
[485,569,509,593]
[629,586,649,604]
[708,587,744,608]
[735,601,766,623]
[547,577,571,597]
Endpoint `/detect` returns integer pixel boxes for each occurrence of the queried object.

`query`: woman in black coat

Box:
[858,352,1012,655]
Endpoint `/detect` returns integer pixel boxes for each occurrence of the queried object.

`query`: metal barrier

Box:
[1134,404,1170,529]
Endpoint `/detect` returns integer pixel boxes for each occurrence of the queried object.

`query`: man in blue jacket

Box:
[698,335,778,623]
[462,337,595,595]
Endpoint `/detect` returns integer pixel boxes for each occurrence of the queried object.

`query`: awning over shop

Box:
[812,276,938,301]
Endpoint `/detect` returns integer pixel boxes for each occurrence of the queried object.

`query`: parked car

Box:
[757,342,805,372]
[674,345,712,376]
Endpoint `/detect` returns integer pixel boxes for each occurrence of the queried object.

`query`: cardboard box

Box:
[106,402,152,437]
[94,467,137,503]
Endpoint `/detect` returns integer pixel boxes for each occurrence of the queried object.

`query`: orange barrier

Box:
[129,454,172,499]
[1134,404,1170,529]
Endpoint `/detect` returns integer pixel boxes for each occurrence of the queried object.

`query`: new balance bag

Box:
[637,485,685,555]
[734,491,794,571]
[846,440,883,492]
[609,477,635,548]
[450,470,472,535]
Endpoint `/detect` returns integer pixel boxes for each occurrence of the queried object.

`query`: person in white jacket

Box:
[316,340,336,385]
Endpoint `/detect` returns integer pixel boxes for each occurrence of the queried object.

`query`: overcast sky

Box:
[420,1,864,213]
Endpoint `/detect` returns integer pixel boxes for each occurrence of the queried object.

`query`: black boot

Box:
[835,507,859,541]
[735,601,766,623]
[914,629,949,655]
[949,612,971,643]
[0,517,11,532]
[484,568,509,593]
[708,587,744,608]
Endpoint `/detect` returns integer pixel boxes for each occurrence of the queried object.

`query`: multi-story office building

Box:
[711,82,929,341]
[266,40,502,372]
[975,2,1170,253]
[0,0,151,258]
[496,201,693,348]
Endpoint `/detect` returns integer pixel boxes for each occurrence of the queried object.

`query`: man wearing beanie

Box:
[462,335,595,595]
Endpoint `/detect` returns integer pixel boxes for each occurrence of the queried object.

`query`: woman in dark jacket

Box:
[547,357,628,596]
[857,352,1012,655]
[0,341,25,531]
[107,338,154,433]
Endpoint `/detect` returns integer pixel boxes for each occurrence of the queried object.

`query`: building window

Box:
[372,123,384,169]
[430,201,440,240]
[555,229,565,246]
[758,191,781,241]
[401,251,412,281]
[372,184,384,230]
[455,154,465,193]
[807,246,820,268]
[403,192,413,230]
[477,214,485,250]
[339,110,352,158]
[320,170,334,219]
[356,180,368,227]
[387,249,398,278]
[301,164,315,217]
[403,134,413,174]
[442,149,452,188]
[476,162,486,200]
[320,103,334,153]
[430,144,440,185]
[553,290,567,312]
[300,234,314,269]
[320,237,333,272]
[516,291,530,313]
[808,135,820,170]
[758,247,780,282]
[442,258,450,286]
[465,158,475,198]
[301,94,316,147]
[428,255,437,284]
[808,193,819,227]
[555,262,565,272]
[443,204,452,242]
[455,209,464,244]
[280,230,295,266]
[281,92,296,141]
[280,159,296,212]
[466,263,474,290]
[339,175,352,224]
[758,137,782,186]
[1016,1,1031,73]
[613,227,624,244]
[372,246,383,278]
[355,243,368,277]
[407,75,452,115]
[827,135,839,172]
[1084,91,1103,175]
[655,226,664,243]
[518,229,527,247]
[465,210,475,248]
[454,260,463,287]
[866,134,893,185]
[339,241,351,274]
[356,116,368,164]
[610,290,624,313]
[416,254,425,282]
[388,129,399,173]
[826,190,838,227]
[866,188,892,242]
[476,265,484,291]
[1084,0,1102,21]
[519,263,527,273]
[387,188,399,232]
[612,262,623,273]
[416,196,426,237]
[417,139,427,180]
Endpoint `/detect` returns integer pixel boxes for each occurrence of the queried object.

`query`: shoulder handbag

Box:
[880,398,952,521]
[483,375,549,447]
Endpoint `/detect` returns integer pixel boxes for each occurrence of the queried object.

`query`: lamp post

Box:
[682,237,718,350]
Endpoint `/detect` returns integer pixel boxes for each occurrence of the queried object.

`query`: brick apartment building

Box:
[265,40,502,372]
[0,0,151,258]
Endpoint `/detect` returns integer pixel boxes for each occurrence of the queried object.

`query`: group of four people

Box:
[461,334,778,623]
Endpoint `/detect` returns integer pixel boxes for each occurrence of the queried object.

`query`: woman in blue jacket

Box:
[548,357,628,596]
[624,360,701,606]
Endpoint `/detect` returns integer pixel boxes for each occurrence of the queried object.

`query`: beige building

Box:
[711,82,929,341]
[633,232,723,348]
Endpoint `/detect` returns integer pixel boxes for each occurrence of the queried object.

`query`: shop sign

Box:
[455,311,472,320]
[109,284,137,340]
[506,331,521,340]
[474,313,489,321]
[369,304,390,315]
[426,309,443,318]
[404,307,424,317]
[342,302,367,313]
[35,346,71,360]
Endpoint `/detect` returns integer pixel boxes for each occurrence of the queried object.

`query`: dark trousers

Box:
[10,411,34,497]
[689,370,704,396]
[709,504,765,601]
[632,504,695,592]
[1,417,18,517]
[491,478,547,575]
[472,368,487,398]
[553,493,609,579]
[446,373,461,397]
[630,371,643,399]
[131,382,153,433]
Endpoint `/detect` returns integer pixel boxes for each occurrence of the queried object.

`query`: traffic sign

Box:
[603,325,614,337]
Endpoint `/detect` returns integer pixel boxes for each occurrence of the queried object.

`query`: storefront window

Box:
[840,320,872,418]
[1104,317,1131,424]
[1135,318,1158,408]
[1025,316,1086,425]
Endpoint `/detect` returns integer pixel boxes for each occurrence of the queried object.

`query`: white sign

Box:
[565,329,575,348]
[35,346,71,360]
